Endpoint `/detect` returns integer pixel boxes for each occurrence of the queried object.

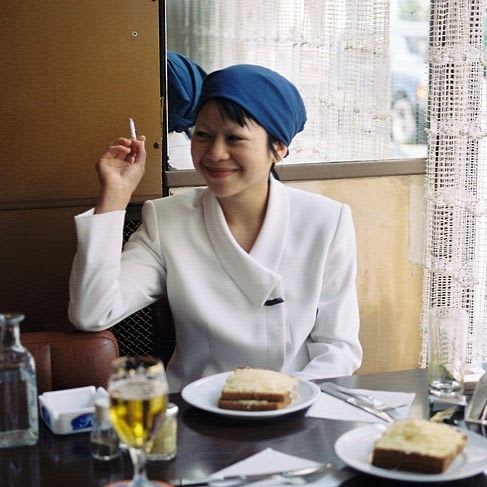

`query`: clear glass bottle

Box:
[90,397,120,460]
[0,312,38,447]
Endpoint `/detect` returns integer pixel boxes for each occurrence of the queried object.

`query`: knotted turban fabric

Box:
[197,64,306,147]
[167,51,206,133]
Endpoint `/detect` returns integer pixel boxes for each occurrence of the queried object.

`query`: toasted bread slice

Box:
[372,420,467,474]
[217,399,289,411]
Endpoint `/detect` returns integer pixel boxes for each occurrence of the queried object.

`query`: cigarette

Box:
[129,118,137,139]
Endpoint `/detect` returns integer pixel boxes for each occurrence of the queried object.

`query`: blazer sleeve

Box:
[68,201,166,331]
[301,204,363,378]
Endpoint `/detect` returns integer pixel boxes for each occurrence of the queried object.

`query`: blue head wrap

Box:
[197,64,306,147]
[167,51,206,133]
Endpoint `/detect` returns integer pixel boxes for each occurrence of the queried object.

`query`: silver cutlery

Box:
[319,382,395,423]
[172,463,335,486]
[323,382,409,411]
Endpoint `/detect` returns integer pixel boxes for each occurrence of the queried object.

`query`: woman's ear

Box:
[274,141,288,162]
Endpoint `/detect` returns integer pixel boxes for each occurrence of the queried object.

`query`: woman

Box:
[69,64,362,392]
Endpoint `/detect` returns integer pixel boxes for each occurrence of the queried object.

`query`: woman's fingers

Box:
[98,135,146,168]
[107,144,131,156]
[114,136,146,162]
[113,136,132,146]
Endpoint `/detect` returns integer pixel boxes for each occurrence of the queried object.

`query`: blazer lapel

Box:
[250,177,289,271]
[201,178,289,307]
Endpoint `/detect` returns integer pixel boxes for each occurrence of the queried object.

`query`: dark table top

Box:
[2,368,487,487]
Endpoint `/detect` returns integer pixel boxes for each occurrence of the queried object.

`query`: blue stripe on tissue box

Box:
[71,413,93,431]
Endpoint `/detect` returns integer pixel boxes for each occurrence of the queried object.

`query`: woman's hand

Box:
[95,136,146,213]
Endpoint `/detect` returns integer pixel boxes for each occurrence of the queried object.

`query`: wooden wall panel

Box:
[0,207,87,331]
[1,1,162,206]
[0,1,163,330]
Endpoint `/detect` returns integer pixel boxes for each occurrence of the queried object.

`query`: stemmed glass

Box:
[107,356,169,487]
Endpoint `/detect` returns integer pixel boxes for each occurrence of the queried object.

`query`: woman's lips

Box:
[204,166,238,179]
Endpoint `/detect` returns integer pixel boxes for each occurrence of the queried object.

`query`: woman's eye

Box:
[227,135,243,142]
[193,130,210,139]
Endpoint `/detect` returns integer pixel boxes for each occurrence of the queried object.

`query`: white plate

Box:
[181,371,320,419]
[335,423,487,482]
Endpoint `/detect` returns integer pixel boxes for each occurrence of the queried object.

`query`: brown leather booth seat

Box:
[22,330,119,394]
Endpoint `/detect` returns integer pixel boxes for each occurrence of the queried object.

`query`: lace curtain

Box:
[166,0,391,163]
[421,0,487,366]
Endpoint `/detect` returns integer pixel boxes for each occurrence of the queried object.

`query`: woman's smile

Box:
[203,165,239,179]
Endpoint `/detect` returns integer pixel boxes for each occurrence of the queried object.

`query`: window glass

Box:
[166,0,429,169]
[390,0,429,158]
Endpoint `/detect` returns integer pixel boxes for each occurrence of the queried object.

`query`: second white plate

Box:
[181,371,320,419]
[335,423,487,482]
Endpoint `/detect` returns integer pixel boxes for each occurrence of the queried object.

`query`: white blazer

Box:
[69,177,362,392]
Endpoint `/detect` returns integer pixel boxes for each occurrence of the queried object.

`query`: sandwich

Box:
[218,367,298,411]
[371,419,467,474]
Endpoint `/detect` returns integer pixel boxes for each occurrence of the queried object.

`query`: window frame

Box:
[163,158,426,192]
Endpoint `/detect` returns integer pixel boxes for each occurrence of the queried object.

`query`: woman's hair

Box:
[212,98,282,179]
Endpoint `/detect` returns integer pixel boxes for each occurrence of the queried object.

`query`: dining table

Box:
[1,368,487,487]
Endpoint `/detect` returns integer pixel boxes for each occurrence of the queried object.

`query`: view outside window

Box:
[166,0,429,169]
[390,0,429,159]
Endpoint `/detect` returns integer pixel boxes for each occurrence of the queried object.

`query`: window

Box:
[164,0,428,186]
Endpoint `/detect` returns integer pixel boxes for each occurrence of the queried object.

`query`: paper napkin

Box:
[306,388,415,423]
[211,447,354,486]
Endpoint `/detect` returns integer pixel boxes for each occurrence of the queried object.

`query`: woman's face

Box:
[191,101,286,202]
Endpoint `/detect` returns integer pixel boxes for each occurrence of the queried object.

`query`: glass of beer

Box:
[107,356,169,487]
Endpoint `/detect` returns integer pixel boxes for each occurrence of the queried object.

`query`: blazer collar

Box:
[202,177,289,307]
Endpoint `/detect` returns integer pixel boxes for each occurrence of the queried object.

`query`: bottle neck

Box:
[0,313,25,350]
[0,322,23,349]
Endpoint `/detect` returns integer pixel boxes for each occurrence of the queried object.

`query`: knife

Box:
[171,463,333,486]
[319,382,394,423]
[328,383,387,409]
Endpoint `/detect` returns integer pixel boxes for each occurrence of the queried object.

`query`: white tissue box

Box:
[39,386,107,435]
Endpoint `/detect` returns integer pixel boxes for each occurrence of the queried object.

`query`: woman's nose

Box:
[206,138,229,161]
